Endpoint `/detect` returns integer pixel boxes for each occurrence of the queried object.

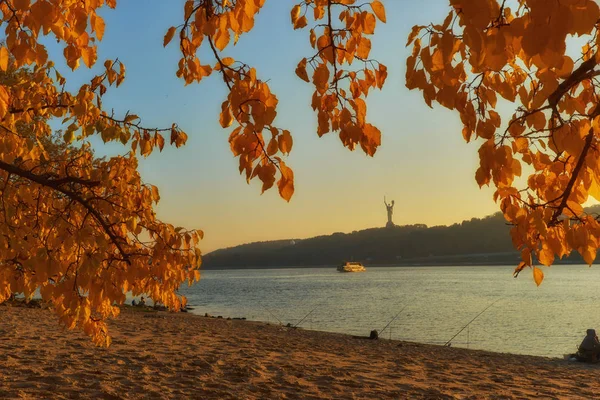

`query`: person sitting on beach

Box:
[131,299,136,306]
[139,297,146,307]
[578,329,600,361]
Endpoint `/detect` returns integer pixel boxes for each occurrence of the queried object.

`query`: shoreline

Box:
[1,303,599,398]
[200,260,594,271]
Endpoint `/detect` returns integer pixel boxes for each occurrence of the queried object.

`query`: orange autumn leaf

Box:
[93,14,106,41]
[220,101,233,128]
[81,47,97,68]
[583,247,597,266]
[295,58,309,82]
[278,130,293,154]
[291,4,301,24]
[371,1,386,23]
[294,16,308,30]
[0,85,10,118]
[538,247,554,266]
[164,26,177,47]
[533,267,544,287]
[0,47,8,71]
[277,161,295,202]
[214,29,231,51]
[313,63,330,93]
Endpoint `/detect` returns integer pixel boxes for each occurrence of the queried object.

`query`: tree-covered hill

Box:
[203,213,512,268]
[204,206,600,269]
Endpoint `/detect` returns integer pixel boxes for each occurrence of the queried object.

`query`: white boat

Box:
[337,262,366,272]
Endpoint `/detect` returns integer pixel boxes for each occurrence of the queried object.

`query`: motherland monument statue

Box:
[384,196,395,228]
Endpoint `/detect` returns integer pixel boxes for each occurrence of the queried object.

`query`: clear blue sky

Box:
[46,0,499,252]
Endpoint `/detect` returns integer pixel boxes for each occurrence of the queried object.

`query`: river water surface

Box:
[179,265,600,358]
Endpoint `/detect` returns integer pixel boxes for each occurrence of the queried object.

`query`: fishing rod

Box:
[293,305,319,328]
[444,298,501,347]
[261,304,284,325]
[379,305,408,336]
[293,295,331,328]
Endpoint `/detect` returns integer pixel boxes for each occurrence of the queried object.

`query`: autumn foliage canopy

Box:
[0,0,387,344]
[406,0,600,285]
[2,0,597,343]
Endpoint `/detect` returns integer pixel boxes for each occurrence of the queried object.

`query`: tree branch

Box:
[0,160,130,263]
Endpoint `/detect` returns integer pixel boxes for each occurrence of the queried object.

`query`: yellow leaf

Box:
[267,138,278,155]
[533,266,544,286]
[313,5,325,20]
[156,134,165,152]
[362,124,381,156]
[363,13,376,34]
[64,44,80,70]
[124,114,138,123]
[72,8,88,35]
[431,48,444,72]
[220,101,233,128]
[406,25,423,46]
[313,63,330,94]
[295,58,309,82]
[0,85,9,118]
[290,5,301,24]
[353,98,367,125]
[164,27,177,47]
[278,130,293,154]
[148,185,160,203]
[184,0,194,19]
[371,1,386,23]
[221,57,235,66]
[538,247,554,266]
[81,47,97,68]
[357,37,371,59]
[310,29,316,48]
[0,47,8,71]
[277,161,294,201]
[583,246,597,266]
[94,15,106,41]
[214,28,230,51]
[294,16,308,30]
[117,62,126,86]
[375,63,388,89]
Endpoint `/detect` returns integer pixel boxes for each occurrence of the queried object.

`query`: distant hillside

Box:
[203,213,513,269]
[203,206,600,269]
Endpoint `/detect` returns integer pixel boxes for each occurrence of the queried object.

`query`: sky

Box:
[45,0,501,253]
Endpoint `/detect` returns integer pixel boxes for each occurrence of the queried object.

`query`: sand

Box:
[0,303,598,399]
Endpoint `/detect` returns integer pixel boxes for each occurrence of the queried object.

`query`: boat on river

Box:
[337,262,366,273]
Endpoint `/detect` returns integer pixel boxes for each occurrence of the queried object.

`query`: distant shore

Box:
[1,303,599,399]
[201,258,590,271]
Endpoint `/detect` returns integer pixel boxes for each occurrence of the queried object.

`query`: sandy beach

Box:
[0,303,598,399]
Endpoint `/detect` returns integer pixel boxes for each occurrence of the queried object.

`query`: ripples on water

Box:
[179,265,600,358]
